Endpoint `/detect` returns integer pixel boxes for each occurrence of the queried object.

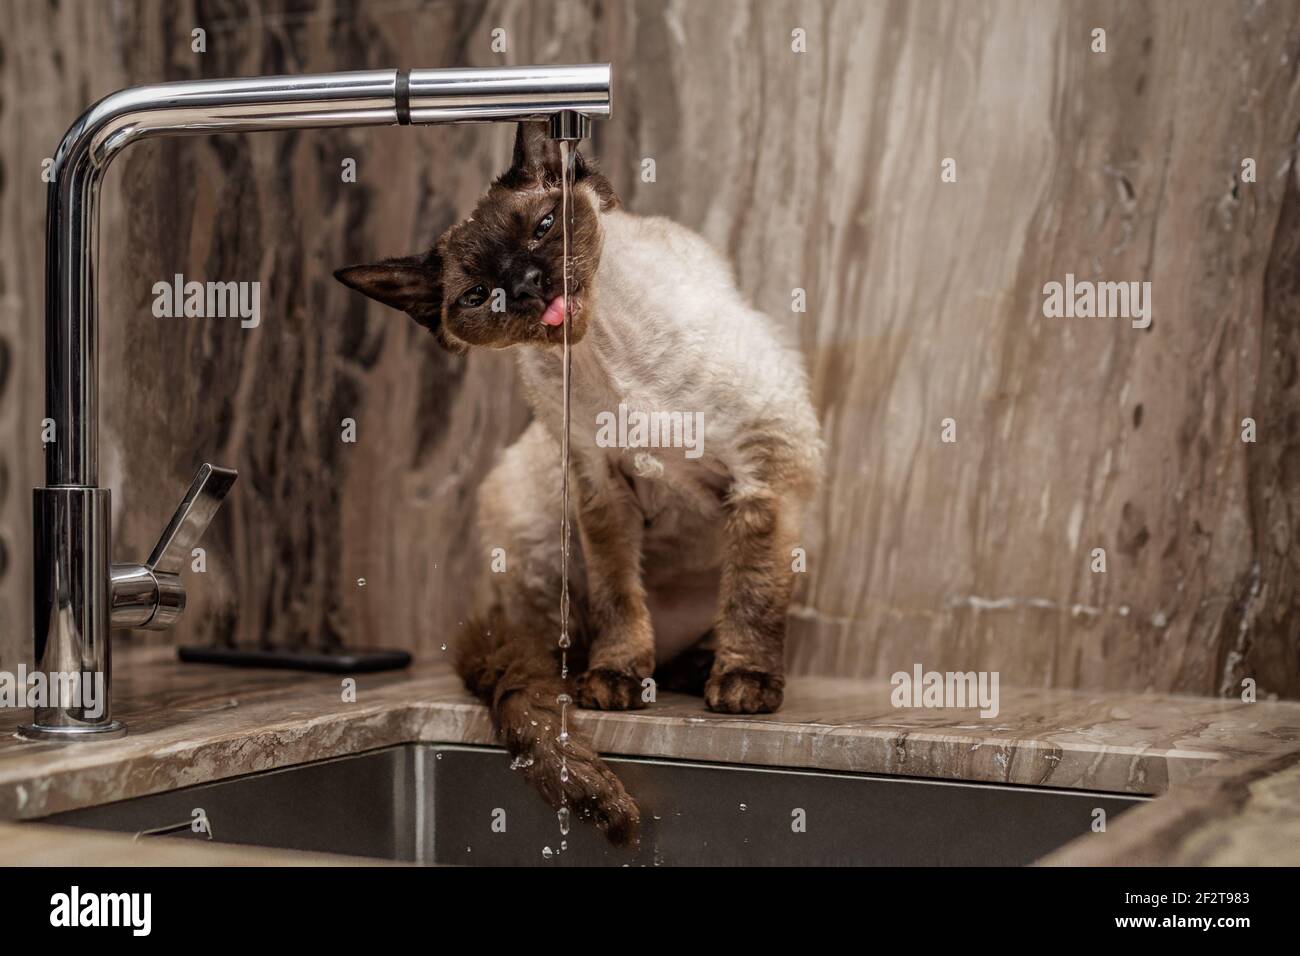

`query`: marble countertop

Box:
[3,645,1299,864]
[0,820,393,866]
[1042,747,1300,866]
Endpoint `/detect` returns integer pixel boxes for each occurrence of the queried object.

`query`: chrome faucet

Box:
[20,65,611,741]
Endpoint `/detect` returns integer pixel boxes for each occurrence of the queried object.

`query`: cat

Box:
[335,123,823,846]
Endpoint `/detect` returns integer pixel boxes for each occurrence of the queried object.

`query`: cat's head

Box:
[334,122,616,352]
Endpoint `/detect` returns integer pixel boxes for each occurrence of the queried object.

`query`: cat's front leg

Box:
[706,489,799,714]
[573,470,655,711]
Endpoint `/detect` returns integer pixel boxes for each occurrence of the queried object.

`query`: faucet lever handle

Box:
[146,463,238,576]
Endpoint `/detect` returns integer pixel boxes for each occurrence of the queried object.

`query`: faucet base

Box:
[17,720,126,742]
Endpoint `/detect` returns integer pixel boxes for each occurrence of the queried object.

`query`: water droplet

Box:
[561,840,567,851]
[509,755,535,770]
[557,807,571,835]
[557,694,572,705]
[440,644,447,652]
[558,633,572,649]
[356,577,367,588]
[560,763,570,783]
[542,846,554,859]
[739,803,747,812]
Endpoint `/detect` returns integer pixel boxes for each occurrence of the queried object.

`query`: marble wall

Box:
[1,0,1298,698]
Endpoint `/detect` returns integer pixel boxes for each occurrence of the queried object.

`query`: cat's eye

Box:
[534,211,556,239]
[457,285,488,308]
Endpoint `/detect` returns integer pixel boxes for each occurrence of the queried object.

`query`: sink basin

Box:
[38,744,1145,865]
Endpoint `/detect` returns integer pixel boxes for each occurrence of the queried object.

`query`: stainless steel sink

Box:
[38,744,1145,865]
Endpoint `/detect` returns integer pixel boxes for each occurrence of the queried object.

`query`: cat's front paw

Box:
[704,668,784,714]
[576,668,648,711]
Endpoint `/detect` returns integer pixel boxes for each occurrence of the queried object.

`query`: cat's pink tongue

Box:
[541,295,567,327]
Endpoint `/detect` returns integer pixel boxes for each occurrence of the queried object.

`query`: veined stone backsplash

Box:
[1,0,1298,698]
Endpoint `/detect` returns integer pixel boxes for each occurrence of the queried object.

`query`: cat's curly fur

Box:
[336,123,823,847]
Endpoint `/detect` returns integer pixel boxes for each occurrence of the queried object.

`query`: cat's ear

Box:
[506,121,590,185]
[335,251,461,350]
[334,252,441,315]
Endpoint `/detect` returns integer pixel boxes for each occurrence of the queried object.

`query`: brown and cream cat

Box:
[335,123,823,846]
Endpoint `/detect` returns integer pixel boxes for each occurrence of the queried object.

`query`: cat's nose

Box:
[512,265,545,301]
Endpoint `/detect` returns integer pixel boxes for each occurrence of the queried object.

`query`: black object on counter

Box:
[177,646,411,673]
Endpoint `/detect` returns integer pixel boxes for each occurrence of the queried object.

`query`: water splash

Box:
[557,693,571,743]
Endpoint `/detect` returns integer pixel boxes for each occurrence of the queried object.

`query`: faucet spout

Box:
[547,110,592,141]
[44,64,610,488]
[24,64,611,741]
